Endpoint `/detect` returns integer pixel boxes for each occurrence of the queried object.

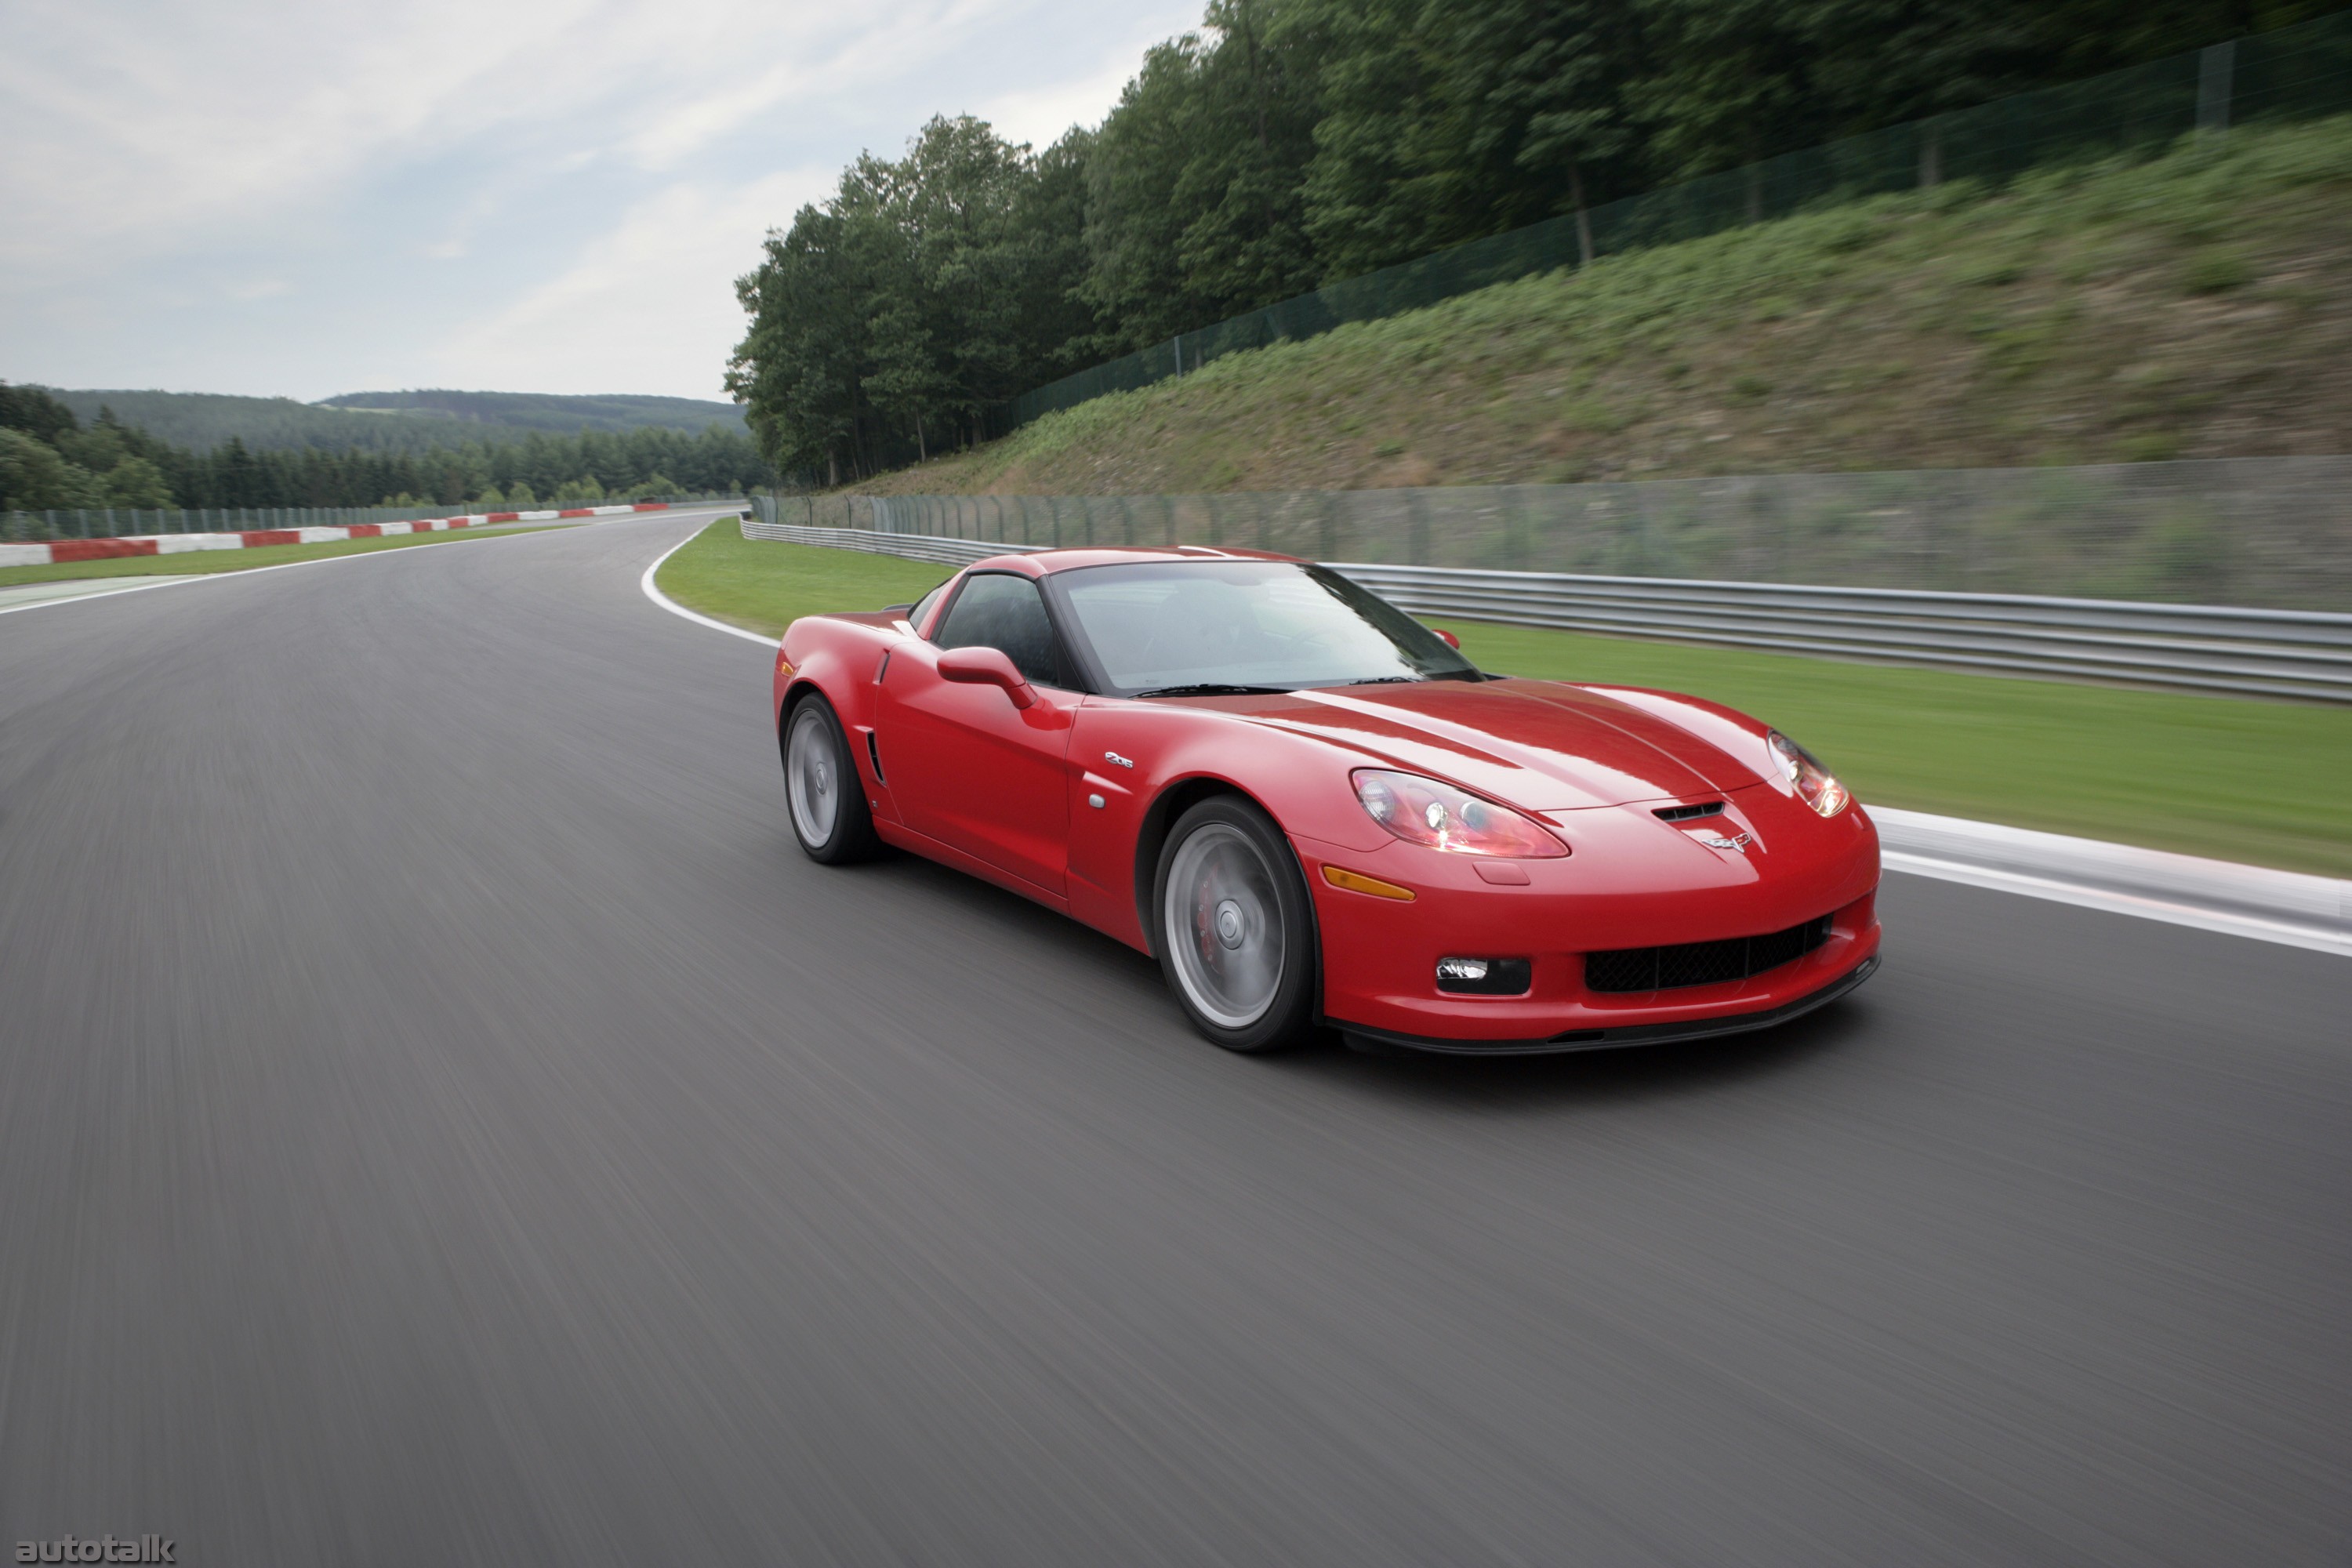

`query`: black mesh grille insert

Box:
[1653,801,1725,822]
[1585,914,1834,993]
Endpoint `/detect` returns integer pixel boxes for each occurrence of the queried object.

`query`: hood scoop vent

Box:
[1653,801,1726,822]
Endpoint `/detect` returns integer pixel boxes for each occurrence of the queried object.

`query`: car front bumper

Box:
[1298,793,1884,1050]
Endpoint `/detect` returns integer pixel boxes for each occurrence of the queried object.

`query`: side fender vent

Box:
[866,732,887,786]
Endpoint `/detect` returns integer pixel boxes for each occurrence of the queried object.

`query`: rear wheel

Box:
[782,694,880,864]
[1152,796,1316,1053]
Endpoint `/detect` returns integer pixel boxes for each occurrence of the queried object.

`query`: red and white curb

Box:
[0,502,673,569]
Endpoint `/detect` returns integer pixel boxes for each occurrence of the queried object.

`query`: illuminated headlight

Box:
[1767,731,1850,818]
[1352,770,1568,858]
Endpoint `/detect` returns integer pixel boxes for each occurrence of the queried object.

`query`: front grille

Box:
[1585,914,1834,993]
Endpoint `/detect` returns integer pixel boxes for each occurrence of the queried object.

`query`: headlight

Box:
[1767,731,1849,818]
[1351,769,1569,858]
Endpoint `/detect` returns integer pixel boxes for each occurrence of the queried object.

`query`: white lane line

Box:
[640,527,782,648]
[1882,851,2352,957]
[0,574,209,618]
[1872,804,2348,956]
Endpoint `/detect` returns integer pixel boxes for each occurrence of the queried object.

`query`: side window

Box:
[908,581,948,636]
[934,573,1068,688]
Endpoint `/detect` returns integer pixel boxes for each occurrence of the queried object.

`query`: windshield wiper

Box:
[1132,683,1290,699]
[1343,676,1420,686]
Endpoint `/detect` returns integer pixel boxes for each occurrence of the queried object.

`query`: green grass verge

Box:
[659,523,2352,877]
[655,520,950,641]
[0,524,572,589]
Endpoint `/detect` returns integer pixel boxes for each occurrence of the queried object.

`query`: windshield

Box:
[1047,560,1482,696]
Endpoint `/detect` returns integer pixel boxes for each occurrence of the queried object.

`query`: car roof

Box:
[959,545,1305,577]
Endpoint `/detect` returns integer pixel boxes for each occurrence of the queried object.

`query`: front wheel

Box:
[1151,796,1317,1053]
[782,694,880,864]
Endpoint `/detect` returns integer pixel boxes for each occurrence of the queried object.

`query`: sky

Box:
[0,0,1203,403]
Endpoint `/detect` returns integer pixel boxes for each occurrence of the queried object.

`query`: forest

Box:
[0,383,773,514]
[36,387,746,456]
[729,0,2339,483]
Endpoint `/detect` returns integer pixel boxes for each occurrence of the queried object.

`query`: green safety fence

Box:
[1005,9,2352,430]
[758,456,2352,612]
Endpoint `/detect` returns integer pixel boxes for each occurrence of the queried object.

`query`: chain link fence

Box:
[753,457,2352,613]
[1004,9,2352,431]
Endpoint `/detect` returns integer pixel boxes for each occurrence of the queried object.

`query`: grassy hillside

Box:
[868,117,2352,496]
[38,387,743,455]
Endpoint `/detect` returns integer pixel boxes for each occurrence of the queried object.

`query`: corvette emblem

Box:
[1696,830,1754,853]
[1105,751,1135,769]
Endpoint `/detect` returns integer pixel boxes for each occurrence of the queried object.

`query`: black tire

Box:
[781,692,880,864]
[1150,796,1317,1053]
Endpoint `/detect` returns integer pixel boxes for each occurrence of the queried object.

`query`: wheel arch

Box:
[1132,776,1323,998]
[776,677,832,755]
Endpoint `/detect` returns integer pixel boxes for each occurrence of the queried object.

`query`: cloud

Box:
[0,0,1214,399]
[978,12,1192,149]
[430,168,834,396]
[0,0,587,274]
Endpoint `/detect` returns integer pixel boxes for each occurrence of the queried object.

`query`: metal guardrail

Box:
[1329,564,2352,703]
[739,520,2352,702]
[742,519,1036,567]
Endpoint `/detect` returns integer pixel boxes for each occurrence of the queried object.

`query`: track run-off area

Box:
[2,509,2345,1565]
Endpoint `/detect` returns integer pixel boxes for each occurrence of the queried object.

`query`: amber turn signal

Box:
[1322,866,1416,902]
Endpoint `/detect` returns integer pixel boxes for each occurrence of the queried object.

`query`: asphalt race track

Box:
[2,513,2346,1566]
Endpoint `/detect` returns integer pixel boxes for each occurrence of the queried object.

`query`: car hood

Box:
[1227,678,1769,809]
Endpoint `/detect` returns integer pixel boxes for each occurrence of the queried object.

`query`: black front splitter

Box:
[1338,955,1881,1058]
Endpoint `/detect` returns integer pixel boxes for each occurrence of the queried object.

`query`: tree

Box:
[0,382,79,446]
[1625,0,1821,194]
[1301,0,1645,278]
[0,429,103,510]
[731,115,1105,478]
[1080,5,1329,347]
[103,457,173,507]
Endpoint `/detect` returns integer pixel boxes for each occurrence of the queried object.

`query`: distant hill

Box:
[318,390,746,435]
[36,387,746,455]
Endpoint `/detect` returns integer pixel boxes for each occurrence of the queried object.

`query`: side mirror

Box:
[937,645,1036,709]
[1432,627,1461,650]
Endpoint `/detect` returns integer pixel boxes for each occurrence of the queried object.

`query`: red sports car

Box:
[773,546,1881,1054]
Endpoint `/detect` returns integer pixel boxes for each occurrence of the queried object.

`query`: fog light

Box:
[1436,956,1532,995]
